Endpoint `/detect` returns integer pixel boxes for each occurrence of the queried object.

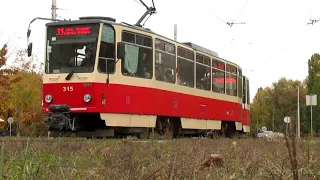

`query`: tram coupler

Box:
[45,104,72,131]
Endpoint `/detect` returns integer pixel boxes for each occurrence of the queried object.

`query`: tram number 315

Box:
[63,86,74,92]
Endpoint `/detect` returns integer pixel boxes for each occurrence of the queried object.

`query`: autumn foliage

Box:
[0,44,7,67]
[0,44,45,136]
[0,43,9,131]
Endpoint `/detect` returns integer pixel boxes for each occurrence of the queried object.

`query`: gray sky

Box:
[1,0,320,101]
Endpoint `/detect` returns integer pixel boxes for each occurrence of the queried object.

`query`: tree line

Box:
[0,42,46,136]
[250,53,320,137]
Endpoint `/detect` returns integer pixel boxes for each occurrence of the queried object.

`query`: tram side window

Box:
[212,59,225,94]
[226,64,237,96]
[242,77,247,104]
[226,73,237,96]
[155,38,175,84]
[121,31,153,79]
[247,80,250,104]
[177,47,194,88]
[98,25,115,73]
[238,69,242,98]
[196,54,211,91]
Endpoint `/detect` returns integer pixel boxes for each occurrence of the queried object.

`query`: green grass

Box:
[0,137,319,179]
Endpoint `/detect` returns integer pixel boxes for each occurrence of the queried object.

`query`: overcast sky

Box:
[1,0,320,101]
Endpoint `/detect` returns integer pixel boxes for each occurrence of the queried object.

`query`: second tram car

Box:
[28,16,251,138]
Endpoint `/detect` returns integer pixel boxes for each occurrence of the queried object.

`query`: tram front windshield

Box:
[45,23,100,74]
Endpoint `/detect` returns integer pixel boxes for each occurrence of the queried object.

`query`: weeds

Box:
[0,142,4,180]
[0,136,318,179]
[284,122,299,180]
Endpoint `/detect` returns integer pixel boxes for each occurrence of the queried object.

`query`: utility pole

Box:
[256,93,259,134]
[311,105,313,136]
[52,0,57,20]
[174,24,177,41]
[306,94,317,137]
[272,105,275,132]
[297,86,300,138]
[16,93,21,137]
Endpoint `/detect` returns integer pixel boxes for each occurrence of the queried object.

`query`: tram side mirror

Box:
[27,43,33,57]
[117,42,125,60]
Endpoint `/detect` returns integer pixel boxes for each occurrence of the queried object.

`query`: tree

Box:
[0,41,45,136]
[0,43,19,132]
[0,43,7,67]
[0,43,8,130]
[8,49,45,136]
[10,71,44,136]
[306,53,320,134]
[250,77,308,135]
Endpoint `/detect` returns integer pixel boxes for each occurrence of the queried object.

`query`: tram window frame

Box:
[231,66,237,74]
[225,63,237,96]
[120,30,153,79]
[212,59,225,70]
[226,64,230,72]
[242,77,247,104]
[226,64,237,75]
[247,79,250,104]
[238,68,243,98]
[177,46,195,88]
[226,72,237,96]
[98,24,116,74]
[155,38,176,84]
[212,59,225,94]
[196,53,211,91]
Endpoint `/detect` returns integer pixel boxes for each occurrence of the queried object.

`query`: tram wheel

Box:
[138,128,150,139]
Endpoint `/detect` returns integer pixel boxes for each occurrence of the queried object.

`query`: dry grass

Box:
[0,137,320,180]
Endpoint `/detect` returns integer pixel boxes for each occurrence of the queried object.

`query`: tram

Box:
[26,4,250,138]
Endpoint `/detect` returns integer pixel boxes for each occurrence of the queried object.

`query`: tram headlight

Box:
[45,94,53,103]
[84,94,91,103]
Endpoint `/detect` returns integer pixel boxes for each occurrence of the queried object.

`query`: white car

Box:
[257,131,273,138]
[257,131,285,138]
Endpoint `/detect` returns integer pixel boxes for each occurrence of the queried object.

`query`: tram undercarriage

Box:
[45,105,247,139]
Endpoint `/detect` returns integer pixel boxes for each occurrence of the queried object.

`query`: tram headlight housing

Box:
[84,94,91,103]
[45,94,53,103]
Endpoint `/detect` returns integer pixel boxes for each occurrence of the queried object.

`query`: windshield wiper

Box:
[65,68,75,80]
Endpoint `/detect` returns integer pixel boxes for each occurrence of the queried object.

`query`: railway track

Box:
[0,133,252,143]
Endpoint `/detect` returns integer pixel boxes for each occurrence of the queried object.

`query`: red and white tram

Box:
[27,15,251,138]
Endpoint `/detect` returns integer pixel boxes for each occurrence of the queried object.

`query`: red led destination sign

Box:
[215,78,236,83]
[56,26,91,36]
